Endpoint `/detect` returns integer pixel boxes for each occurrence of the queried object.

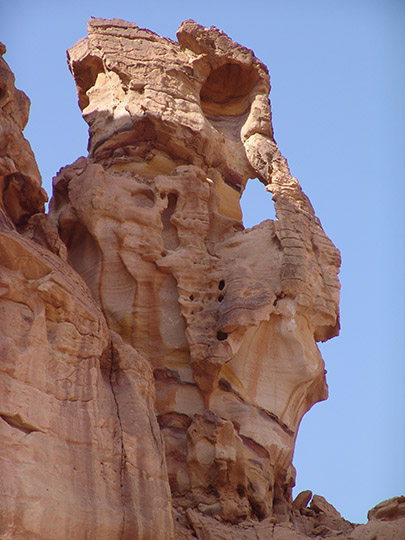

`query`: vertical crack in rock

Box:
[108,331,175,539]
[108,341,126,540]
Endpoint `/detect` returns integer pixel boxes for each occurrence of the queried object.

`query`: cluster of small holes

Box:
[182,280,228,333]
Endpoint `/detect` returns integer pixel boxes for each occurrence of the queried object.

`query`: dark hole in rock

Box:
[216,331,228,341]
[237,485,246,497]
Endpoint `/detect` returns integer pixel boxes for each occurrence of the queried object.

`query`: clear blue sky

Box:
[2,0,404,524]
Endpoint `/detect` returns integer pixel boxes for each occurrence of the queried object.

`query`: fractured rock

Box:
[3,16,401,540]
[50,17,341,524]
[0,42,47,230]
[292,489,313,513]
[0,45,173,540]
[348,497,405,540]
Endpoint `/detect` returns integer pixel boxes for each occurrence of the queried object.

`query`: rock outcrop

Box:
[0,19,403,540]
[0,41,173,540]
[52,18,340,525]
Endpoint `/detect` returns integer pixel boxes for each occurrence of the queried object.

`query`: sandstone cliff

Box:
[0,20,403,540]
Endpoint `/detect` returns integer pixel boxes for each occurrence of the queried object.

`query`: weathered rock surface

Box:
[0,43,173,540]
[175,495,405,539]
[0,20,403,540]
[349,497,405,540]
[51,18,341,524]
[0,42,47,230]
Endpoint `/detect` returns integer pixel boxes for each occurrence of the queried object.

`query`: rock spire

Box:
[0,20,403,540]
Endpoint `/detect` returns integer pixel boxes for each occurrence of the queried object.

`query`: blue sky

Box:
[2,0,404,524]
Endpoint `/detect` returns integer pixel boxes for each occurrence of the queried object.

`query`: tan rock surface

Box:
[1,19,403,540]
[0,42,47,230]
[348,497,405,540]
[51,17,341,524]
[0,194,174,540]
[176,495,405,539]
[0,46,173,540]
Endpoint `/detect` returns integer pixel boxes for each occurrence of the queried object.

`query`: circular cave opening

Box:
[200,62,260,116]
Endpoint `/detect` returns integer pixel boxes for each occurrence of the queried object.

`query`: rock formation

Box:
[0,19,403,540]
[0,38,173,540]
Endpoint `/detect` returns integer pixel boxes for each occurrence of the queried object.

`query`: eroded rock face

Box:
[50,18,341,523]
[179,495,405,540]
[0,42,47,230]
[0,44,173,540]
[1,20,404,540]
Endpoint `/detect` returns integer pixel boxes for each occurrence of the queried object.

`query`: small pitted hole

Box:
[161,252,166,257]
[189,295,194,301]
[216,331,228,341]
[218,280,225,290]
[160,192,165,199]
[237,485,246,497]
[218,295,224,302]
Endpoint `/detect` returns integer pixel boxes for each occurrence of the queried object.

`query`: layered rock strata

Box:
[0,42,173,540]
[51,17,341,525]
[1,19,403,540]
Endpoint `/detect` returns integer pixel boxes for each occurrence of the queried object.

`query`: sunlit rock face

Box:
[3,20,404,540]
[0,42,47,230]
[50,18,341,524]
[0,43,173,540]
